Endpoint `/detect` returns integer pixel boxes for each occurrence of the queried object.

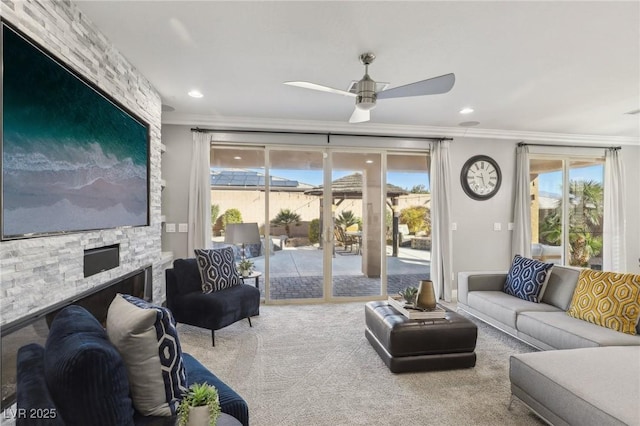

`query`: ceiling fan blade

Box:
[284,81,356,97]
[349,107,370,124]
[377,73,455,99]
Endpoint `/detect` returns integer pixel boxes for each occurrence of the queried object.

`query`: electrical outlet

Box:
[165,223,176,233]
[494,223,502,231]
[178,223,188,233]
[508,222,514,231]
[451,223,457,231]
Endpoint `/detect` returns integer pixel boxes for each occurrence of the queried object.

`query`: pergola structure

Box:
[304,173,409,260]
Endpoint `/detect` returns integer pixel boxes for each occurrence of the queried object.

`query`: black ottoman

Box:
[365,300,477,373]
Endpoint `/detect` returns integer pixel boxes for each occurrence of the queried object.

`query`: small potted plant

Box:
[398,286,418,306]
[178,383,221,426]
[237,259,254,277]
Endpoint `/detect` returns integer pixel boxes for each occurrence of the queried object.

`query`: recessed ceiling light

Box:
[188,90,203,98]
[459,107,474,114]
[365,160,374,164]
[233,156,242,160]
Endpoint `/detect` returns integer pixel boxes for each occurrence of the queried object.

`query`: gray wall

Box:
[0,1,167,324]
[161,127,640,288]
[161,125,193,259]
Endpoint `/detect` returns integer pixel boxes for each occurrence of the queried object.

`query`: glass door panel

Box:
[568,160,604,269]
[386,153,431,297]
[267,149,324,301]
[210,147,266,295]
[530,158,564,263]
[331,151,382,298]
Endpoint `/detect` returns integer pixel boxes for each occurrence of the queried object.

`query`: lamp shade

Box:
[224,223,260,245]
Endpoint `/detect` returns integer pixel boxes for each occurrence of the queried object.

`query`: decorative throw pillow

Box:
[44,305,134,425]
[194,247,241,293]
[106,294,187,416]
[567,269,640,335]
[503,255,554,303]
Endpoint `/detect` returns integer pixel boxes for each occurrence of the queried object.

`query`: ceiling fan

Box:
[284,52,455,124]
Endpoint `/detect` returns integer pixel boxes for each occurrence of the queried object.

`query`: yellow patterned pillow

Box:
[567,269,640,335]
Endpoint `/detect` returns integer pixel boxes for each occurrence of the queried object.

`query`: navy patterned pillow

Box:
[194,247,241,293]
[106,294,187,416]
[504,255,554,303]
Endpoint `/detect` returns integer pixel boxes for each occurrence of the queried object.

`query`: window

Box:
[530,156,604,268]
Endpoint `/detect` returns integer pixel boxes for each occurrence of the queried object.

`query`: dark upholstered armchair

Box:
[166,258,260,346]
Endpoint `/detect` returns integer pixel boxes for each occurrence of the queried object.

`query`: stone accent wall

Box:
[0,0,167,326]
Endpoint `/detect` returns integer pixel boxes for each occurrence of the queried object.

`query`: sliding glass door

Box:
[210,139,431,303]
[530,156,604,268]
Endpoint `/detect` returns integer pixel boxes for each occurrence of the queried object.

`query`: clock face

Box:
[460,155,502,200]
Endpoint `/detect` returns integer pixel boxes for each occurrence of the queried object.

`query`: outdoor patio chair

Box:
[335,226,359,253]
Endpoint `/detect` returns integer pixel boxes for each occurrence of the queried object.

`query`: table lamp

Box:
[224,223,260,261]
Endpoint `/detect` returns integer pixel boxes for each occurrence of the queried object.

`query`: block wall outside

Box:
[0,0,167,327]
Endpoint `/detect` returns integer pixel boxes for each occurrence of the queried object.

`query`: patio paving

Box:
[251,245,431,300]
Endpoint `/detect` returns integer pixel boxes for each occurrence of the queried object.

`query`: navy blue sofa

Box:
[16,305,249,426]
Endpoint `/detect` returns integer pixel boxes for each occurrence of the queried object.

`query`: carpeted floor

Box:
[178,303,546,426]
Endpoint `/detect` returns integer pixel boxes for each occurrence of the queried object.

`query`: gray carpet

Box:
[178,303,546,426]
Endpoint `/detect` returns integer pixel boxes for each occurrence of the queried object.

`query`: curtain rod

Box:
[190,127,451,142]
[517,142,621,150]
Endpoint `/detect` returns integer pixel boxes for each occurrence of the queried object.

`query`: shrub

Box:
[309,218,320,244]
[400,205,430,235]
[221,208,242,230]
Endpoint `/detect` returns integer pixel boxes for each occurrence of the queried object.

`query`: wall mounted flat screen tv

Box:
[1,21,150,240]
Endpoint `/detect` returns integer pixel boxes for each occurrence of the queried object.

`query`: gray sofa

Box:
[457,265,640,426]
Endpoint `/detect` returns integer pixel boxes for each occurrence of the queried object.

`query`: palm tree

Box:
[335,210,359,229]
[271,209,301,236]
[539,179,604,266]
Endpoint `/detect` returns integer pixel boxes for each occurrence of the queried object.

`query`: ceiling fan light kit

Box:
[284,52,455,124]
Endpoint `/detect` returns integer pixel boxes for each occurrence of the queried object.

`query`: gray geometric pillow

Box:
[194,247,241,293]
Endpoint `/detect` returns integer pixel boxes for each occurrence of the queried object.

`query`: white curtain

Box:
[430,140,453,302]
[187,131,212,254]
[511,145,531,259]
[603,148,626,272]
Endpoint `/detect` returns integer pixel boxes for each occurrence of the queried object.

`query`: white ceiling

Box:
[76,1,639,142]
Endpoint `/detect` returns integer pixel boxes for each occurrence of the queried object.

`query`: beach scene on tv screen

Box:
[1,26,149,238]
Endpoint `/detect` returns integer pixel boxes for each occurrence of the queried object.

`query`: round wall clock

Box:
[460,155,502,200]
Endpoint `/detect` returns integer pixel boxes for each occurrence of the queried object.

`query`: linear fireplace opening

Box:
[1,265,152,410]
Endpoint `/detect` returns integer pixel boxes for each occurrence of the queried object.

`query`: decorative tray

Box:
[387,297,447,320]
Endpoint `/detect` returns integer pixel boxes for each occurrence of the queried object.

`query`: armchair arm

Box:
[457,271,507,305]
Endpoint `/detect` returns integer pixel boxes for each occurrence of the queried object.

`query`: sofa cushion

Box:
[183,353,249,426]
[510,347,640,426]
[17,344,65,426]
[467,291,561,330]
[107,294,188,416]
[567,269,640,335]
[516,311,640,349]
[172,258,203,294]
[195,247,241,293]
[44,305,134,426]
[503,255,554,303]
[540,264,581,310]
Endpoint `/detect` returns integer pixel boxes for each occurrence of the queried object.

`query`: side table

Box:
[240,270,262,288]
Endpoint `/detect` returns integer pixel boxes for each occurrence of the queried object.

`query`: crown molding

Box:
[162,113,640,146]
